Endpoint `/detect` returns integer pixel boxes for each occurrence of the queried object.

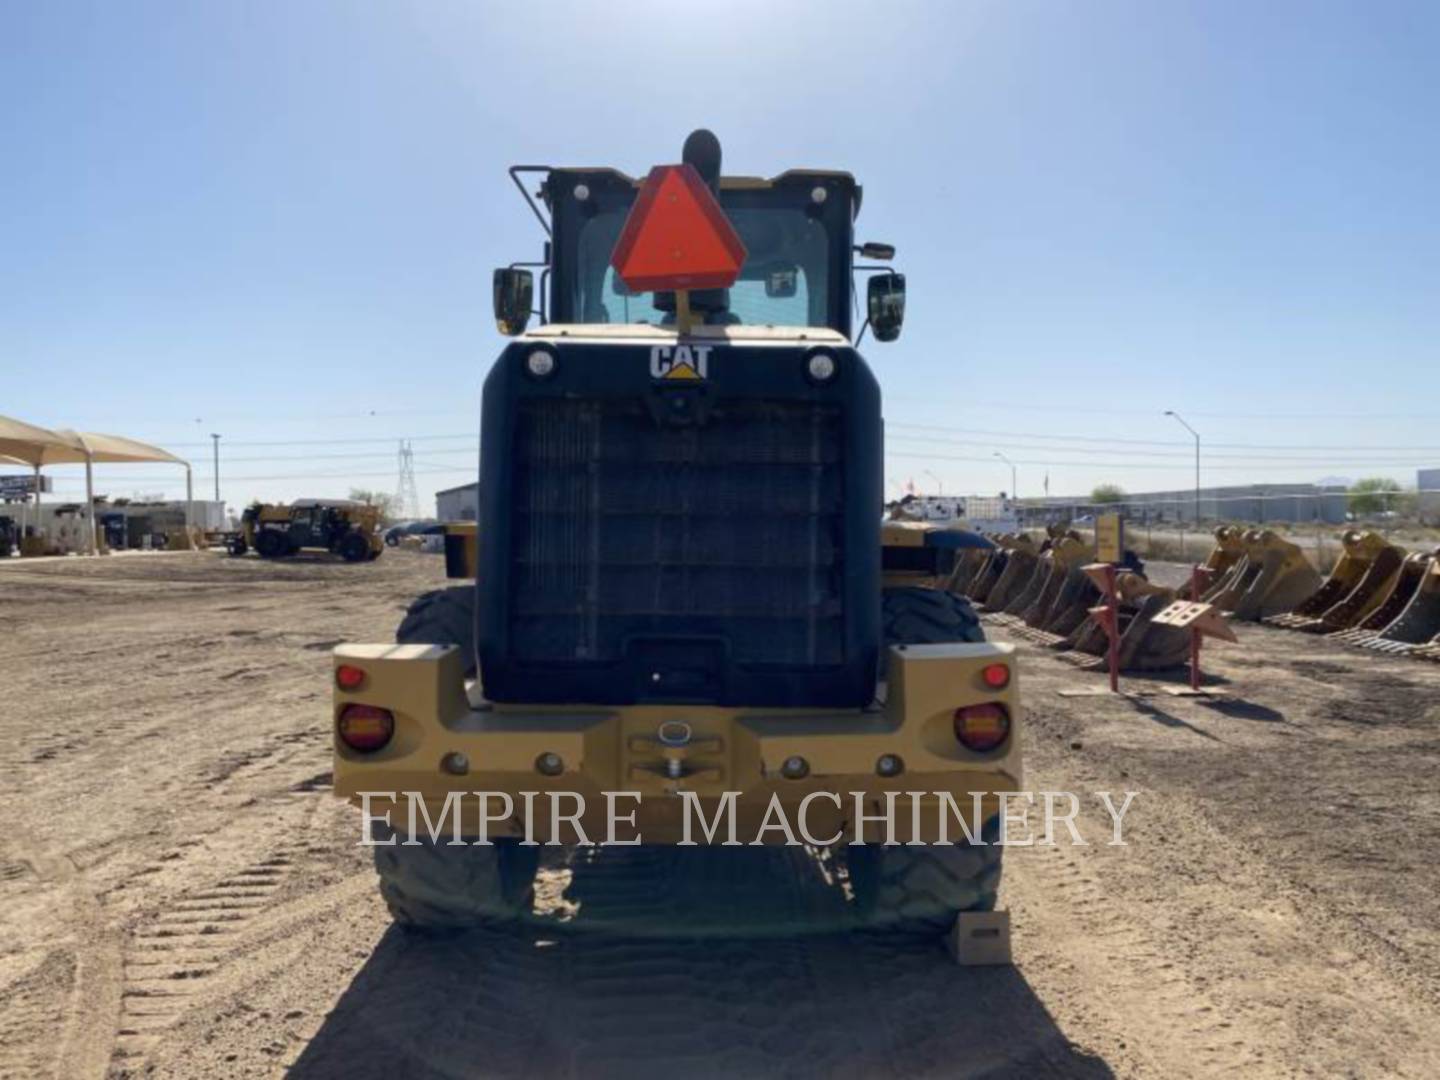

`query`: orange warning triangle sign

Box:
[610,164,747,293]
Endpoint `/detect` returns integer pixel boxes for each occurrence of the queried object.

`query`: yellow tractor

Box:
[229,499,383,562]
[329,132,1021,936]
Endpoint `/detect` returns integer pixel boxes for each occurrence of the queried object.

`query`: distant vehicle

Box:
[384,519,439,546]
[229,500,383,562]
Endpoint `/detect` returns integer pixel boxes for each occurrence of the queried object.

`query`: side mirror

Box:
[867,272,906,342]
[493,268,534,336]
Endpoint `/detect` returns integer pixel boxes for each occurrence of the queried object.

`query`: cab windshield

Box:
[572,203,833,328]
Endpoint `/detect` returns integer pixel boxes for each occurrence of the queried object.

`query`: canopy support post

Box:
[85,454,96,554]
[186,465,194,544]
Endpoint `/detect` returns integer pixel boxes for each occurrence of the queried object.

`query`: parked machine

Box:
[329,131,1023,936]
[229,500,382,562]
[0,514,16,557]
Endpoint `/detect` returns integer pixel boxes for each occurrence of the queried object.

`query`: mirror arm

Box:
[851,266,893,341]
[854,318,871,348]
[508,166,553,237]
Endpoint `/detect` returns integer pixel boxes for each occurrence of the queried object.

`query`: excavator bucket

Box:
[1290,537,1405,634]
[999,548,1055,620]
[1181,526,1245,599]
[1032,558,1103,641]
[1364,554,1440,656]
[1206,530,1323,622]
[980,537,1040,612]
[977,534,1034,602]
[962,540,1005,603]
[1332,550,1434,647]
[1064,573,1192,671]
[1266,530,1380,628]
[951,544,997,597]
[1014,537,1095,642]
[1200,528,1262,609]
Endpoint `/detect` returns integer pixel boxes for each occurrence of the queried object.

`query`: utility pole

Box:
[993,451,1017,501]
[1164,411,1201,524]
[210,433,221,502]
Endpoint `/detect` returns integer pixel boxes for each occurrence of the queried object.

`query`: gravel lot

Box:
[1,550,1438,1078]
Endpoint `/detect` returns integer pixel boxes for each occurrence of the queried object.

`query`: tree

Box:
[1091,484,1126,505]
[1348,477,1401,516]
[349,488,400,524]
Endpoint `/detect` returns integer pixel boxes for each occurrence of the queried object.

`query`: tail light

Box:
[981,663,1011,690]
[954,703,1010,752]
[337,704,394,752]
[335,664,367,691]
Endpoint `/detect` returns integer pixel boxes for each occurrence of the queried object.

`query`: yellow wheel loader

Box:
[330,132,1021,935]
[229,499,382,562]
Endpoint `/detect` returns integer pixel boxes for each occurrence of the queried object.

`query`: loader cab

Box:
[476,134,904,709]
[496,158,906,343]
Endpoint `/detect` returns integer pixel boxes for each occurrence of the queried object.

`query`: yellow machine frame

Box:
[333,640,1021,844]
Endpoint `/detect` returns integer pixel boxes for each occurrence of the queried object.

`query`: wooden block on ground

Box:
[947,909,1012,966]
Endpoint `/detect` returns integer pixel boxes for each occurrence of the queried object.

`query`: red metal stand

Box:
[1104,565,1120,693]
[1189,565,1203,691]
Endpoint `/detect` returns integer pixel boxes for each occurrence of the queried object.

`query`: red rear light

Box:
[981,663,1011,690]
[953,703,1011,752]
[335,664,367,691]
[337,704,394,752]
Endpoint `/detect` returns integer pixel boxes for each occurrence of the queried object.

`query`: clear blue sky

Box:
[4,0,1438,511]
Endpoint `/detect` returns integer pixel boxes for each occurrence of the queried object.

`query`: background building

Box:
[1420,468,1440,524]
[436,482,478,521]
[1027,483,1349,525]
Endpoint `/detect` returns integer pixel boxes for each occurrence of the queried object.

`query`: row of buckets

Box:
[952,526,1440,671]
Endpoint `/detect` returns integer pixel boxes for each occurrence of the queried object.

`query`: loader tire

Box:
[848,818,1002,935]
[372,827,539,932]
[396,586,477,676]
[254,529,288,559]
[883,587,985,649]
[339,532,371,563]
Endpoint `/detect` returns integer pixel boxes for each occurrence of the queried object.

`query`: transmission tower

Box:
[396,439,421,519]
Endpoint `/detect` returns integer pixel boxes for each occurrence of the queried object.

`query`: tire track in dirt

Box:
[1007,840,1258,1076]
[0,833,124,1080]
[110,851,299,1066]
[108,788,343,1075]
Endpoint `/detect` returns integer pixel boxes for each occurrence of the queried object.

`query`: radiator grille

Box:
[509,398,845,667]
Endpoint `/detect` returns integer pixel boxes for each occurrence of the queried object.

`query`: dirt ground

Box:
[1,550,1438,1079]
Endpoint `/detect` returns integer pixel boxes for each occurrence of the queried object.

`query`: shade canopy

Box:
[0,414,88,465]
[0,416,193,554]
[56,430,188,466]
